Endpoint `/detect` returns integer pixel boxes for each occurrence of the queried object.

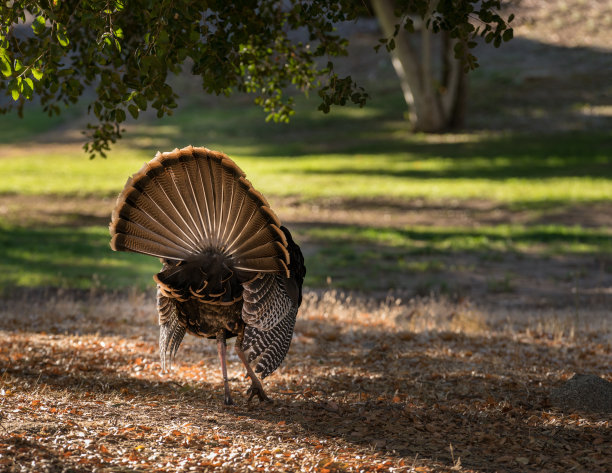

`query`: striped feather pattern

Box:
[157,291,186,371]
[110,147,306,398]
[242,306,298,378]
[109,146,289,276]
[241,274,293,331]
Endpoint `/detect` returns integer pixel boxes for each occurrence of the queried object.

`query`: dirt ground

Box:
[0,289,610,472]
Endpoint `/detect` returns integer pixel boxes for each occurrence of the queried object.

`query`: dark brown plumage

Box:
[109,146,305,404]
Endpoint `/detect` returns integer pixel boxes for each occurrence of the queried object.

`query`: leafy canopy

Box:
[0,0,513,157]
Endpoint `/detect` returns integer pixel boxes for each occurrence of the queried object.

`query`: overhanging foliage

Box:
[0,1,513,157]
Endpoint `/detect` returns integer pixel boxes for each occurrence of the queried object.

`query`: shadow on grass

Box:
[125,103,612,180]
[1,218,610,293]
[299,220,611,289]
[294,133,612,180]
[0,224,159,290]
[115,37,612,167]
[299,222,612,249]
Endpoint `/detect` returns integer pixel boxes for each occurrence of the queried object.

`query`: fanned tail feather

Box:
[110,147,307,386]
[109,146,291,299]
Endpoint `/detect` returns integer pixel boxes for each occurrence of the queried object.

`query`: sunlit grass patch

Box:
[246,167,612,203]
[0,148,152,197]
[1,130,611,206]
[2,149,611,205]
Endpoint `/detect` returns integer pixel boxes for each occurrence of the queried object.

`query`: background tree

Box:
[0,0,513,157]
[372,0,513,132]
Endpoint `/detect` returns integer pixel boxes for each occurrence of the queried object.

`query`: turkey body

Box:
[109,146,305,404]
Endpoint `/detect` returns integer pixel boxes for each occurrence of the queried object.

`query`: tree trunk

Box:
[371,0,467,132]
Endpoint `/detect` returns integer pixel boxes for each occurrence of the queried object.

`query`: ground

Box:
[1,290,610,472]
[0,0,611,472]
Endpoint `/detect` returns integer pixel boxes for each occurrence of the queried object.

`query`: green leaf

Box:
[32,16,46,35]
[13,59,24,74]
[0,49,11,77]
[57,29,69,47]
[115,108,126,122]
[9,79,19,100]
[31,68,43,81]
[22,77,34,99]
[128,104,139,119]
[133,94,147,110]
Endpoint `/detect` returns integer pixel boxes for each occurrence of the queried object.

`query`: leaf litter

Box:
[0,288,610,472]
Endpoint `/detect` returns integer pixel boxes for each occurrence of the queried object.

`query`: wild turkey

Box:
[109,146,305,405]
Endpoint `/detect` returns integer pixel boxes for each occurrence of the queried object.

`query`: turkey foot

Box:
[235,337,271,404]
[246,382,270,403]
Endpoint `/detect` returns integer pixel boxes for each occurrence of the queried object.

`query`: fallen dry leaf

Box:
[0,289,610,472]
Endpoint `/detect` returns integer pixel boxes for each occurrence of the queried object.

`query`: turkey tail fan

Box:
[109,146,290,282]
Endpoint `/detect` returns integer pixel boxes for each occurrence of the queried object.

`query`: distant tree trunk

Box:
[371,0,467,132]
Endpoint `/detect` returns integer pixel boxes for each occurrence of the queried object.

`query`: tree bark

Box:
[441,31,467,129]
[371,0,467,132]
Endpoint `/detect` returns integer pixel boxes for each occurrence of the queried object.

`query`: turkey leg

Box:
[216,331,233,405]
[235,331,270,403]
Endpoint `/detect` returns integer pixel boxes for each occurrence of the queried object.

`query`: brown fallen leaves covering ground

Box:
[0,289,610,472]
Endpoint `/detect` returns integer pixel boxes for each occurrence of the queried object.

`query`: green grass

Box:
[304,224,612,255]
[0,224,159,290]
[0,93,610,291]
[2,134,611,205]
[2,221,608,291]
[1,93,610,204]
[0,148,152,197]
[301,223,612,290]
